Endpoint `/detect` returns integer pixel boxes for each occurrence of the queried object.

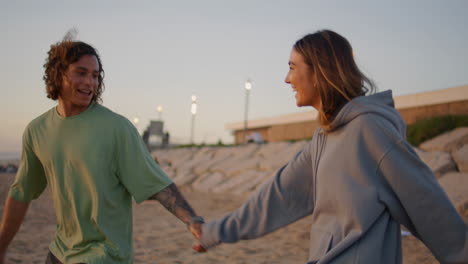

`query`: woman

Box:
[194,30,468,263]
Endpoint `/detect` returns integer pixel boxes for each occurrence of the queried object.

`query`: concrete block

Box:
[213,170,263,193]
[452,144,468,173]
[192,147,237,176]
[438,172,468,214]
[414,148,457,178]
[420,127,468,153]
[232,171,273,195]
[209,144,261,175]
[192,172,226,192]
[259,141,308,171]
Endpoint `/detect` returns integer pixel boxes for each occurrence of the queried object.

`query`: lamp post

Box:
[243,79,252,144]
[190,95,197,145]
[133,117,140,133]
[157,105,163,121]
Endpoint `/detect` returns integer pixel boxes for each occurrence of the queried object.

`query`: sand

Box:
[1,173,466,263]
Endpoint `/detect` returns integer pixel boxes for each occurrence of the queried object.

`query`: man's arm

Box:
[0,196,30,263]
[149,183,203,240]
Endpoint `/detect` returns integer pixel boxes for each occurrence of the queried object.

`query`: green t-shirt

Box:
[9,103,172,264]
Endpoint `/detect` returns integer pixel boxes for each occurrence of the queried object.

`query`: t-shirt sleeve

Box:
[9,126,47,202]
[115,118,172,203]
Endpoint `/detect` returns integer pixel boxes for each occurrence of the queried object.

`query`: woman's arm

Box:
[199,142,316,249]
[378,139,468,263]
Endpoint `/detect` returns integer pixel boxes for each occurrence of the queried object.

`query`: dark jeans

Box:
[45,251,86,264]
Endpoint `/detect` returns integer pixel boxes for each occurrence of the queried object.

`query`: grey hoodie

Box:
[200,90,468,264]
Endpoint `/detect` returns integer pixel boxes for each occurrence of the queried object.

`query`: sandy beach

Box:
[1,173,466,263]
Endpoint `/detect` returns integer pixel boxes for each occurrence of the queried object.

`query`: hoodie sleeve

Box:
[200,141,315,249]
[378,139,468,263]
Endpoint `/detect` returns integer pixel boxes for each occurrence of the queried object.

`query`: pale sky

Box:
[1,0,468,155]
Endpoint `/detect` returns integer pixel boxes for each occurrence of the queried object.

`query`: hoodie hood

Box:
[330,90,406,134]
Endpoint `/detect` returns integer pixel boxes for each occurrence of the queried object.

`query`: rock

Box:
[438,172,468,214]
[191,147,236,176]
[153,148,195,167]
[161,167,176,180]
[211,170,257,193]
[259,141,308,171]
[220,158,260,178]
[173,148,216,185]
[231,170,273,195]
[192,172,226,192]
[213,170,271,194]
[209,144,261,177]
[413,148,457,178]
[255,141,290,160]
[452,144,468,173]
[419,127,468,153]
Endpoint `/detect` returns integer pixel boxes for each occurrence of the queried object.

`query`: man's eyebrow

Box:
[75,66,99,73]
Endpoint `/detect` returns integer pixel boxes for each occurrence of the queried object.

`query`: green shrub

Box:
[406,115,468,146]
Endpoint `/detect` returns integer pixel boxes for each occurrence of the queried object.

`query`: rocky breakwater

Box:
[415,127,468,214]
[153,127,468,214]
[153,141,307,195]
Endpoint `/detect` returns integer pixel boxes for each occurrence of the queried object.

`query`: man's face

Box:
[284,49,320,109]
[59,54,99,111]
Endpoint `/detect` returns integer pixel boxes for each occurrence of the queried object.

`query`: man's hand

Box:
[188,220,207,252]
[191,226,207,253]
[149,183,207,252]
[188,222,202,240]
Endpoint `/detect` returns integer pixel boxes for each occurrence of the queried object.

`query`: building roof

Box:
[225,110,318,130]
[394,84,468,109]
[226,85,468,131]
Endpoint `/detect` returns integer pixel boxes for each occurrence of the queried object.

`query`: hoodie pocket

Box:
[308,228,333,262]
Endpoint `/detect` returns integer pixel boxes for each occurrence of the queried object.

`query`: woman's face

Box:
[285,48,321,109]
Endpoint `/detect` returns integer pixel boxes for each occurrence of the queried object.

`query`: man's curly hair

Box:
[43,41,105,103]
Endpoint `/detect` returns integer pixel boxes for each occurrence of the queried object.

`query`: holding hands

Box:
[192,243,207,253]
[187,216,207,253]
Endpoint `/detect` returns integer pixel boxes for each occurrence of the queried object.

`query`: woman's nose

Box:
[284,73,290,84]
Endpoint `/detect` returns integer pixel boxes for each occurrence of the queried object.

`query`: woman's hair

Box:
[43,40,105,103]
[293,29,375,131]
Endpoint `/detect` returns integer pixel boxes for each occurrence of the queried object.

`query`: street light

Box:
[243,79,252,144]
[157,105,163,120]
[190,95,197,145]
[132,117,140,134]
[133,116,139,126]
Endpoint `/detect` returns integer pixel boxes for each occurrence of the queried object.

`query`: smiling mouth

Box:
[77,89,92,96]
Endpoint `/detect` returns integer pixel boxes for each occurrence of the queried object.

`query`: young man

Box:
[0,40,203,263]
